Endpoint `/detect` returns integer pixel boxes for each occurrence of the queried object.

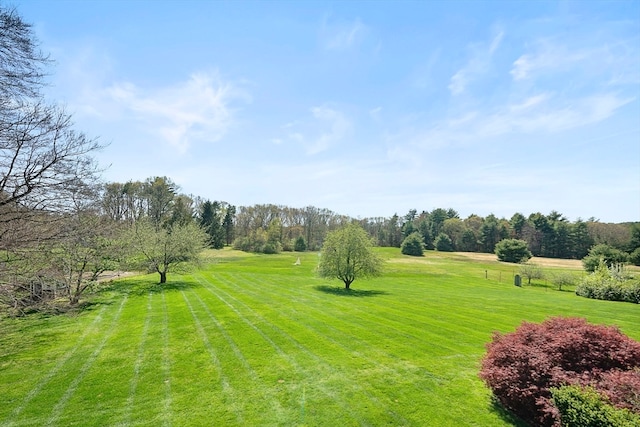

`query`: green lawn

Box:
[1,248,638,426]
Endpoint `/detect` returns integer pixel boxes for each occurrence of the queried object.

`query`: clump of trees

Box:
[479,317,640,426]
[317,223,383,289]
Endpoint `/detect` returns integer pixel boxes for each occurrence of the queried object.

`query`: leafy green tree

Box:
[131,219,207,284]
[401,232,424,256]
[294,236,307,252]
[495,239,532,263]
[434,232,454,252]
[509,213,527,239]
[582,244,629,272]
[571,219,594,259]
[479,214,505,253]
[318,223,383,289]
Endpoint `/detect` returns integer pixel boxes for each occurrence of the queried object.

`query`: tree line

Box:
[229,204,639,263]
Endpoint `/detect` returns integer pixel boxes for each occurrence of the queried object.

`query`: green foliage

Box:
[131,219,208,283]
[582,244,629,272]
[400,232,424,256]
[576,260,640,304]
[495,239,532,263]
[294,235,307,252]
[318,223,383,289]
[518,263,544,285]
[550,271,576,291]
[629,248,640,266]
[552,385,640,427]
[434,232,454,252]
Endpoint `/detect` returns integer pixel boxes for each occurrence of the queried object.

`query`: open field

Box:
[1,248,638,426]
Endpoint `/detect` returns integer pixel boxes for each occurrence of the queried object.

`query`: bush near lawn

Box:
[551,385,640,427]
[479,317,640,426]
[576,261,640,304]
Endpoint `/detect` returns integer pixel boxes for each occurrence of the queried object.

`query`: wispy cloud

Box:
[282,106,352,154]
[448,30,504,95]
[320,15,367,50]
[391,91,632,156]
[105,72,248,153]
[511,35,640,85]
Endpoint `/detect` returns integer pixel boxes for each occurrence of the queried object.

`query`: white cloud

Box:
[510,41,588,81]
[448,30,504,95]
[307,106,351,154]
[398,92,633,153]
[103,72,247,153]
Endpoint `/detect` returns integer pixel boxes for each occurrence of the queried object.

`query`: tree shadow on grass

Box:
[99,278,197,298]
[314,285,389,297]
[488,398,530,427]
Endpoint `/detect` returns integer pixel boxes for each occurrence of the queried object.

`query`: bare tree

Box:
[0,5,103,311]
[0,6,101,242]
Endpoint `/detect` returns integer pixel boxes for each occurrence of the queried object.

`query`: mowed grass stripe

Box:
[1,305,108,427]
[117,292,153,427]
[193,271,413,426]
[212,272,475,360]
[207,271,468,400]
[196,270,528,424]
[188,274,371,426]
[160,291,172,427]
[45,291,160,426]
[179,288,246,425]
[44,295,129,427]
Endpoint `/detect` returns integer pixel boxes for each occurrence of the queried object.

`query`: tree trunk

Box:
[159,271,167,284]
[344,281,351,290]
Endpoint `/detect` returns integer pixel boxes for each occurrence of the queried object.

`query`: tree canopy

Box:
[317,223,383,289]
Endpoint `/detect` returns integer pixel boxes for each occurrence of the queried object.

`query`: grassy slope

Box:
[0,248,638,426]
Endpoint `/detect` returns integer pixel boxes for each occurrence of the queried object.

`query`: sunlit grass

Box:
[0,248,638,426]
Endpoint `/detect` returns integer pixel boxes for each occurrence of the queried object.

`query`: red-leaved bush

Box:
[598,369,640,413]
[479,317,640,426]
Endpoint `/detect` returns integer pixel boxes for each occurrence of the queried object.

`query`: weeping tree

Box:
[318,223,383,289]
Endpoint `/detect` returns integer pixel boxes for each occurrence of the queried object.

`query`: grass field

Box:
[1,248,638,426]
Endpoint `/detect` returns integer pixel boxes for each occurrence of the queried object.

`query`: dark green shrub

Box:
[294,236,307,252]
[552,385,640,427]
[401,232,424,256]
[495,239,532,263]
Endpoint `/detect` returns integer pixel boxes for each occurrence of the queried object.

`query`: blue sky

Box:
[13,0,640,222]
